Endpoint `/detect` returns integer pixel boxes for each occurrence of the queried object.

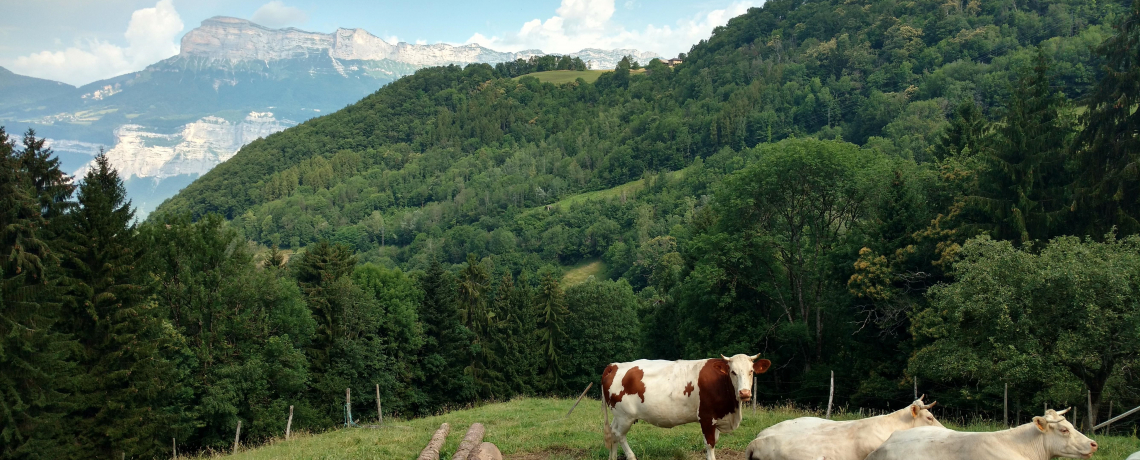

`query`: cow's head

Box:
[720,353,771,402]
[1035,408,1097,459]
[907,395,944,428]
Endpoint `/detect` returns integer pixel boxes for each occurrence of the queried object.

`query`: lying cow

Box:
[745,396,942,460]
[601,353,771,460]
[865,408,1097,460]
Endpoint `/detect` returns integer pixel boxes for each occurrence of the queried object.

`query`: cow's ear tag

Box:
[1033,416,1047,432]
[753,359,771,374]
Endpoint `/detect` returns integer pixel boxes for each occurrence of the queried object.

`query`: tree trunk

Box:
[453,423,486,460]
[417,423,451,460]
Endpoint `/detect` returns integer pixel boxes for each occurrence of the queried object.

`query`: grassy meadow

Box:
[519,69,647,84]
[204,398,1139,460]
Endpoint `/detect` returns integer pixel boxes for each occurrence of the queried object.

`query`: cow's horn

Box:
[720,354,729,361]
[924,401,937,409]
[750,353,761,361]
[918,394,926,402]
[1055,407,1071,416]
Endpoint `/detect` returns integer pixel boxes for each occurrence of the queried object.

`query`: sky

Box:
[0,0,763,87]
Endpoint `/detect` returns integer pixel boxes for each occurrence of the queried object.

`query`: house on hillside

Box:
[667,58,683,68]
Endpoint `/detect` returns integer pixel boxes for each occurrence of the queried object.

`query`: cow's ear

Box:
[1033,416,1048,432]
[753,359,771,374]
[911,403,919,417]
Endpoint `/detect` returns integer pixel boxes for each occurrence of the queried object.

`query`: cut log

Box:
[470,442,503,460]
[452,423,486,460]
[416,422,450,460]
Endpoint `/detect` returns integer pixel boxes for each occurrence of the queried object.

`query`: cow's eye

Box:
[731,371,736,375]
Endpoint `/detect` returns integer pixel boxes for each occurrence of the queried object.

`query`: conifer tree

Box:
[0,127,77,460]
[932,100,987,160]
[967,48,1072,244]
[416,259,474,410]
[15,130,73,220]
[1072,0,1140,235]
[295,240,356,371]
[457,254,498,394]
[534,272,567,390]
[60,153,174,459]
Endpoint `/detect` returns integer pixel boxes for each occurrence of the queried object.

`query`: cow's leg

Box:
[698,420,719,460]
[610,415,636,460]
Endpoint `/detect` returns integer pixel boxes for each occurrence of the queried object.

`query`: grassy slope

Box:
[519,69,647,84]
[216,398,1139,460]
[562,259,606,286]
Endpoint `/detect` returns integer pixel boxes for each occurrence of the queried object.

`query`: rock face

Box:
[181,17,549,66]
[75,111,292,180]
[180,17,655,69]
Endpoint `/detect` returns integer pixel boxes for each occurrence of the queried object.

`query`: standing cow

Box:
[865,408,1097,460]
[744,396,943,460]
[601,353,772,460]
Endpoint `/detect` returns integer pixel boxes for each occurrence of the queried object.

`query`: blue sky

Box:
[0,0,762,86]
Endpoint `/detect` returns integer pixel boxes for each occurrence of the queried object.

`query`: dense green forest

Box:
[4,0,1140,458]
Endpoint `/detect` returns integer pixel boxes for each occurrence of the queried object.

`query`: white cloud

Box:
[9,0,182,87]
[465,0,761,58]
[251,1,309,29]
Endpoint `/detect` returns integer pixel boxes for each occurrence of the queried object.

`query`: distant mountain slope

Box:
[155,0,1118,272]
[0,66,77,113]
[1,17,659,217]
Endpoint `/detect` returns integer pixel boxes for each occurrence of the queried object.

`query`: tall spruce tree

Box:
[1072,0,1140,235]
[0,127,77,460]
[932,100,987,160]
[534,272,567,390]
[60,153,175,459]
[415,259,474,411]
[295,240,356,372]
[457,254,499,395]
[967,48,1073,244]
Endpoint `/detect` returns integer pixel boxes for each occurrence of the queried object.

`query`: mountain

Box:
[155,0,1114,255]
[1,17,660,217]
[0,66,77,111]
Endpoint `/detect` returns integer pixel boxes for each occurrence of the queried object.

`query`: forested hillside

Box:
[6,0,1140,458]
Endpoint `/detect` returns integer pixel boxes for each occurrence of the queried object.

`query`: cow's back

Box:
[748,415,912,460]
[867,427,1000,460]
[603,359,706,428]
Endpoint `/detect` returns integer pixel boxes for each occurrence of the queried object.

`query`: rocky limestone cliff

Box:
[180,17,650,68]
[74,111,292,181]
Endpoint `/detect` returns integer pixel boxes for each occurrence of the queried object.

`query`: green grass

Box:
[206,398,1140,460]
[518,69,647,84]
[562,259,606,286]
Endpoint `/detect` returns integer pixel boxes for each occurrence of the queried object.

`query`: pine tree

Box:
[415,259,474,410]
[932,100,987,160]
[457,254,499,394]
[0,127,77,460]
[534,272,567,390]
[60,153,175,459]
[1072,0,1140,235]
[295,240,356,371]
[490,273,537,395]
[967,48,1072,244]
[15,130,74,221]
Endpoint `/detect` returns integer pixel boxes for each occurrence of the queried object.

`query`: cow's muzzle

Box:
[738,389,752,401]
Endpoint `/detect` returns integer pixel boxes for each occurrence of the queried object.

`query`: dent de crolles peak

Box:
[178,16,660,69]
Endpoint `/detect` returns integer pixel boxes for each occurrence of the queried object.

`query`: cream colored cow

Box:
[745,397,942,460]
[864,408,1097,460]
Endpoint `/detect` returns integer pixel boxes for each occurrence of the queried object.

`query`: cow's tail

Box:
[601,382,613,450]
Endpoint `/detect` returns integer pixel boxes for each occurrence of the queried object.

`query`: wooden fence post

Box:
[172,437,176,459]
[1088,390,1094,433]
[286,405,294,440]
[233,421,242,455]
[825,370,835,419]
[376,384,383,425]
[752,377,757,416]
[1004,383,1008,427]
[565,382,594,418]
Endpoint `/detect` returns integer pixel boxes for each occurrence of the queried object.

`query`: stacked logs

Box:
[416,422,501,460]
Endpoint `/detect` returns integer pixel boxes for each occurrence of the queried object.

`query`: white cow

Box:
[745,397,943,460]
[865,408,1098,460]
[602,353,772,460]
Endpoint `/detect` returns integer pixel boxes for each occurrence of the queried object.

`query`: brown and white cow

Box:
[744,396,943,460]
[601,353,772,460]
